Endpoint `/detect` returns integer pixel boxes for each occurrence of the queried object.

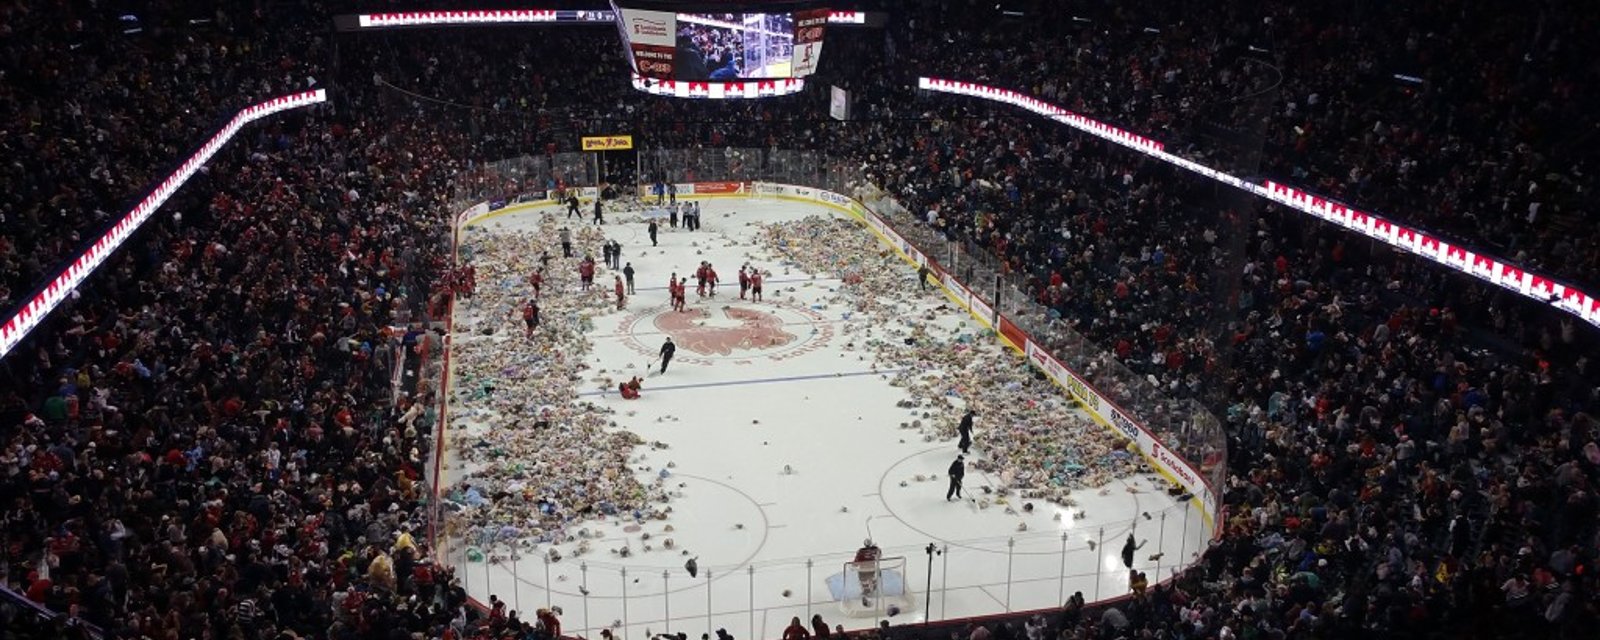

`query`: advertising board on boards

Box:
[581,135,634,151]
[968,293,994,326]
[693,181,746,195]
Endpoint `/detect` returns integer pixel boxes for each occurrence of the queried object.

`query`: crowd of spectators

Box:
[850,96,1600,637]
[0,2,325,320]
[865,0,1600,289]
[0,105,491,637]
[811,11,1600,638]
[2,2,1598,640]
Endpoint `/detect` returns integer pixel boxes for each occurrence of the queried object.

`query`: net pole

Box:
[622,567,630,635]
[940,545,949,621]
[1094,528,1104,601]
[1181,506,1191,572]
[924,545,935,628]
[1005,538,1015,612]
[706,568,713,637]
[664,570,672,634]
[1158,512,1169,582]
[581,562,591,637]
[1058,532,1068,605]
[805,559,813,621]
[747,566,756,640]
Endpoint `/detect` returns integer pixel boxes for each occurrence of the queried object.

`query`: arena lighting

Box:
[357,9,607,26]
[630,72,804,99]
[352,10,868,29]
[0,89,327,361]
[916,77,1600,328]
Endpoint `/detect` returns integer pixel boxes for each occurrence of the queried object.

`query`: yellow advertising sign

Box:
[581,135,634,151]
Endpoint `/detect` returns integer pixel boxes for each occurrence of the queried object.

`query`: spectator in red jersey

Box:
[783,616,812,640]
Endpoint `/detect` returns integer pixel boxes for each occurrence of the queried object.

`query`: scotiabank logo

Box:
[1150,441,1197,489]
[632,18,668,37]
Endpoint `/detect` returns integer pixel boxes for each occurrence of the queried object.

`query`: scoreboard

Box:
[612,0,832,81]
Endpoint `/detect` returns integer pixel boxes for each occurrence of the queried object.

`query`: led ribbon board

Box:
[0,90,328,360]
[917,77,1600,328]
[352,10,868,29]
[630,73,804,99]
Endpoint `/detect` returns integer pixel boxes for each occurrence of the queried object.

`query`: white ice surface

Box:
[443,198,1210,639]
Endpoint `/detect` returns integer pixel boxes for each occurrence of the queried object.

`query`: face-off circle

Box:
[617,301,835,366]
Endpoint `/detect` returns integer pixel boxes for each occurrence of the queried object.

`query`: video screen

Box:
[673,13,794,80]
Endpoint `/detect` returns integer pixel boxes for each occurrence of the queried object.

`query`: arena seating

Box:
[0,4,326,322]
[870,0,1600,290]
[2,3,1596,640]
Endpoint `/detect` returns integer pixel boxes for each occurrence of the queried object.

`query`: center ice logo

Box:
[654,307,797,356]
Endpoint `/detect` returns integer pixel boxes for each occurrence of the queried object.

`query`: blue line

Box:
[577,368,906,396]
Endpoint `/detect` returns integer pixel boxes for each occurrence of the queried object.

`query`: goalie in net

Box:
[831,540,914,617]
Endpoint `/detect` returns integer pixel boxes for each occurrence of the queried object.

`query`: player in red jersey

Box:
[749,269,764,302]
[521,300,540,338]
[668,275,685,312]
[578,255,596,291]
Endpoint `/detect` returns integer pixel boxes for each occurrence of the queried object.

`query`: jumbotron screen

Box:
[612,0,828,81]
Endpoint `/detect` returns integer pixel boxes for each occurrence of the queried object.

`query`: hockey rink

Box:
[439,195,1212,640]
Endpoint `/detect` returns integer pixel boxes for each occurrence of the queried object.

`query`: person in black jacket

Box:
[946,455,965,501]
[659,337,676,374]
[1120,533,1145,569]
[957,410,974,454]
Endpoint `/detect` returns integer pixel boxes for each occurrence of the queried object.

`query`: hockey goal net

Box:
[830,556,915,618]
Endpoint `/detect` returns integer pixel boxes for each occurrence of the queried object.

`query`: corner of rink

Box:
[436,195,1210,640]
